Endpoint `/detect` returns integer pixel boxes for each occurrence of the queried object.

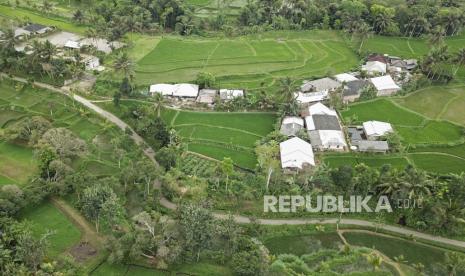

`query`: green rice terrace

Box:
[132,31,359,90]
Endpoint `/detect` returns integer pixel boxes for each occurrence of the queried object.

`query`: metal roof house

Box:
[280,137,315,169]
[363,121,394,140]
[370,75,401,96]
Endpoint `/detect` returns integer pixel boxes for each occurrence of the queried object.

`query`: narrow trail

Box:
[50,197,104,247]
[5,75,465,251]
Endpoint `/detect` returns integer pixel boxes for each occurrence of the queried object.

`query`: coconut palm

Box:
[453,48,465,76]
[278,76,297,104]
[113,52,135,80]
[367,252,383,271]
[153,93,166,118]
[428,26,445,47]
[354,22,373,53]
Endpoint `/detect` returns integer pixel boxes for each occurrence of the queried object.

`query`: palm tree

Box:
[453,48,465,76]
[113,52,135,80]
[153,93,166,118]
[354,22,373,54]
[428,26,445,47]
[278,76,297,104]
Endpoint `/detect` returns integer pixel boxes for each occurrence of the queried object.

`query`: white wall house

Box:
[280,137,315,170]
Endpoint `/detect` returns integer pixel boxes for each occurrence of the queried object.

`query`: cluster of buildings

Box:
[149,83,244,104]
[279,102,394,170]
[8,23,124,71]
[296,53,417,105]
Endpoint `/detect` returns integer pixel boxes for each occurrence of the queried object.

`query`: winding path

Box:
[5,74,465,251]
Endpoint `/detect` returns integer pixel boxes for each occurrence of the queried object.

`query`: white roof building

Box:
[150,84,176,96]
[149,83,199,98]
[280,137,315,169]
[295,91,328,104]
[14,28,31,38]
[80,38,124,54]
[363,121,393,139]
[362,61,387,75]
[370,75,401,96]
[197,89,217,104]
[309,130,347,151]
[308,102,337,117]
[219,89,244,100]
[64,40,80,49]
[334,73,358,83]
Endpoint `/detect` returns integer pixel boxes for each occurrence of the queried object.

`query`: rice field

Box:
[168,109,276,169]
[133,31,359,90]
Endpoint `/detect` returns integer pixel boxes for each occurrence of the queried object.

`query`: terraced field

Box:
[167,109,276,169]
[134,31,359,90]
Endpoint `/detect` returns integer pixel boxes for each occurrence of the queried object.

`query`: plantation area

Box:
[133,31,359,90]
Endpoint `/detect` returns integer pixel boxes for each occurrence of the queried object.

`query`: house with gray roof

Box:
[280,116,305,137]
[343,80,370,103]
[24,23,52,34]
[301,77,341,93]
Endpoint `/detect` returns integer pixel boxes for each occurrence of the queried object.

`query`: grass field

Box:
[133,31,359,89]
[21,201,81,257]
[408,153,465,174]
[343,232,447,273]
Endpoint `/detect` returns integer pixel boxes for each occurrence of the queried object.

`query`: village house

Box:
[357,140,389,153]
[301,77,341,93]
[197,89,217,104]
[363,121,393,140]
[305,103,347,151]
[342,80,369,103]
[149,83,199,98]
[82,55,102,71]
[334,73,358,83]
[370,75,401,96]
[219,89,244,101]
[24,24,52,35]
[280,116,305,137]
[280,137,315,170]
[14,28,31,39]
[362,61,387,75]
[295,90,328,104]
